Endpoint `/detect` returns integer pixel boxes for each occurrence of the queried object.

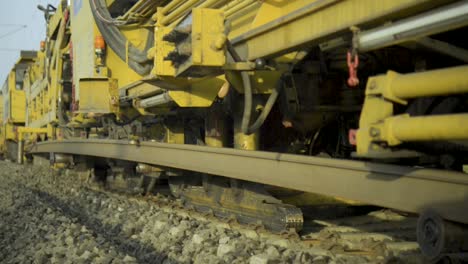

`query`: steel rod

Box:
[161,0,200,25]
[358,1,468,51]
[390,65,468,99]
[138,92,173,108]
[387,114,468,143]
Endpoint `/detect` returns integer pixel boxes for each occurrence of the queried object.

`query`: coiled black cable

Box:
[89,0,154,75]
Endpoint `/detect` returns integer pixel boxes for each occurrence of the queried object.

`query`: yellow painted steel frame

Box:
[72,0,156,121]
[230,0,454,60]
[183,8,226,75]
[6,68,27,124]
[168,76,225,107]
[17,127,49,141]
[77,78,119,114]
[25,51,49,128]
[26,5,69,128]
[1,53,38,147]
[0,94,3,152]
[356,65,468,156]
[149,0,452,109]
[154,10,176,77]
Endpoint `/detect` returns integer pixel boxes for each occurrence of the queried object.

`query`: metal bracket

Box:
[366,73,407,105]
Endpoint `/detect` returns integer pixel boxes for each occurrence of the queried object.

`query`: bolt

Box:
[255,58,266,69]
[110,96,118,106]
[369,127,380,137]
[369,81,376,90]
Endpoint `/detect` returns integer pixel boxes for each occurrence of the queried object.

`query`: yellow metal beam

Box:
[231,0,452,60]
[17,127,48,141]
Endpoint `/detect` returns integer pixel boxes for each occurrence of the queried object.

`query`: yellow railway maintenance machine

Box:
[0,51,43,161]
[10,0,468,260]
[0,89,3,157]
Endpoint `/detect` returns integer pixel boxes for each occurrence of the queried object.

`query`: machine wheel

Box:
[417,209,468,262]
[417,210,446,261]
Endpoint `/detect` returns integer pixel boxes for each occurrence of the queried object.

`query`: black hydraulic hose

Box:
[239,70,283,135]
[90,0,153,75]
[227,40,282,135]
[94,0,151,63]
[240,71,253,134]
[245,79,282,134]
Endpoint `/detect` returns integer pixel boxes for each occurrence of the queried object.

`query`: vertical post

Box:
[17,140,24,164]
[205,107,225,148]
[165,119,184,144]
[233,98,261,150]
[234,117,259,150]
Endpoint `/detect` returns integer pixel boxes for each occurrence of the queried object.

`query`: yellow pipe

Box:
[221,0,245,11]
[389,65,468,99]
[225,0,256,18]
[161,0,200,25]
[17,127,48,141]
[385,113,468,145]
[120,0,148,20]
[161,0,185,15]
[198,0,225,9]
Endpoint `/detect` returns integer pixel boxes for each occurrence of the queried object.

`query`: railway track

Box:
[3,157,468,263]
[26,139,468,261]
[2,1,468,262]
[12,161,422,262]
[30,139,468,222]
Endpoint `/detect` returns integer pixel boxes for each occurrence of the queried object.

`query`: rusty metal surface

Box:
[30,139,468,224]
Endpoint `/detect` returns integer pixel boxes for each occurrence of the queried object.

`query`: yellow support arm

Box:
[17,127,48,141]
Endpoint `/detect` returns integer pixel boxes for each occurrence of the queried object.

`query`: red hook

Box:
[347,51,359,87]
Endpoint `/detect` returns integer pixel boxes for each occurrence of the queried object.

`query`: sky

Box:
[0,0,60,84]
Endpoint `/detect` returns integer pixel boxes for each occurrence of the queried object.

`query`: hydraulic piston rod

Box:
[382,114,468,146]
[368,65,468,104]
[138,93,173,108]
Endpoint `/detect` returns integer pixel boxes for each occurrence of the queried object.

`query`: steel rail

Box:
[30,139,468,224]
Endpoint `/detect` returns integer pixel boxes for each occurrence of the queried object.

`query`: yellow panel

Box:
[191,8,225,67]
[251,0,309,28]
[71,0,96,93]
[106,28,151,86]
[0,94,3,124]
[168,77,225,107]
[78,79,118,113]
[154,23,177,76]
[10,90,26,123]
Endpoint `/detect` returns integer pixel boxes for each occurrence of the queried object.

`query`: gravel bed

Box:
[0,160,409,263]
